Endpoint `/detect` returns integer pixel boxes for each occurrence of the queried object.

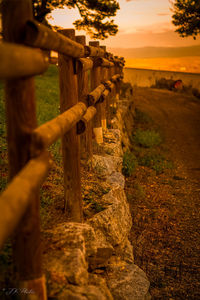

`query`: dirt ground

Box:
[126,88,200,299]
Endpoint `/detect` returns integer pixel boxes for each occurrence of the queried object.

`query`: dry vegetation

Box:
[125,56,200,73]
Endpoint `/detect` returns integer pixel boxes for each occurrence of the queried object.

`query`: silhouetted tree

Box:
[32,0,120,39]
[172,0,200,39]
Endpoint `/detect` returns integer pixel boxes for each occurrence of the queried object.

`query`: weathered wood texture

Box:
[77,106,97,135]
[0,42,49,79]
[101,66,108,130]
[32,102,87,155]
[93,57,114,68]
[76,36,92,159]
[23,20,85,58]
[87,84,105,105]
[0,152,51,249]
[2,0,47,298]
[89,41,104,144]
[85,45,105,57]
[58,29,82,222]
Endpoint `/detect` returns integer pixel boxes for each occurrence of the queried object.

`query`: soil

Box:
[126,87,200,299]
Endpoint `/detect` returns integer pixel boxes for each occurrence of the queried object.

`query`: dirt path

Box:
[126,88,200,299]
[134,88,200,180]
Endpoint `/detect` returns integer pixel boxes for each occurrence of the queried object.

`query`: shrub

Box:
[134,109,152,125]
[134,129,162,148]
[138,153,173,174]
[122,151,138,176]
[152,78,175,90]
[192,88,200,99]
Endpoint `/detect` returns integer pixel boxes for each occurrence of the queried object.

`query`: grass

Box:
[134,108,153,126]
[0,65,61,194]
[122,151,138,177]
[133,129,162,148]
[0,66,61,280]
[35,65,61,163]
[36,65,60,125]
[123,108,173,175]
[138,152,173,174]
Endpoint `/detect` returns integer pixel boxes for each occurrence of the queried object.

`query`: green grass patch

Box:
[138,152,173,174]
[126,109,173,175]
[133,129,162,148]
[122,151,138,176]
[134,108,153,125]
[36,64,60,125]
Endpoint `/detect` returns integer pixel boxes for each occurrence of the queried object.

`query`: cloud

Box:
[104,29,200,48]
[157,13,170,16]
[121,22,174,35]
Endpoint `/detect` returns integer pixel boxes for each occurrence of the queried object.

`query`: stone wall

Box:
[44,97,151,299]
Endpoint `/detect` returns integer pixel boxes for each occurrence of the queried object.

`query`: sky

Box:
[49,0,200,48]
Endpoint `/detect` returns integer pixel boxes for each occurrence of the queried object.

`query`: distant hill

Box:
[108,45,200,59]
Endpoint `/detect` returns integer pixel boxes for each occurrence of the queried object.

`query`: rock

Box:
[45,248,88,293]
[104,129,121,143]
[92,155,122,176]
[44,222,97,258]
[88,229,114,269]
[89,187,132,247]
[103,142,122,157]
[89,274,114,300]
[109,129,121,142]
[107,261,150,300]
[115,238,134,263]
[106,172,125,189]
[57,284,113,300]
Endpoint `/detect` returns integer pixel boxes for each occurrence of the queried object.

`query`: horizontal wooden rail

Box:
[87,83,106,105]
[77,106,97,134]
[85,45,105,57]
[23,20,85,58]
[111,74,123,82]
[93,57,114,68]
[0,152,52,249]
[0,42,49,79]
[101,83,115,102]
[23,20,107,59]
[31,102,87,155]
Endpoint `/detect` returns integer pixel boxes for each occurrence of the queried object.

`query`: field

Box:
[0,65,60,192]
[125,56,200,74]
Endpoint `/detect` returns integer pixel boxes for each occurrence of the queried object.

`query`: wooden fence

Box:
[0,0,124,299]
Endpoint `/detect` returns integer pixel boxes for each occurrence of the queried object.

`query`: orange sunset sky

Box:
[49,0,200,48]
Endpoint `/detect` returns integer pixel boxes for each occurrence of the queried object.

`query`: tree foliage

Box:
[32,0,120,39]
[172,0,200,39]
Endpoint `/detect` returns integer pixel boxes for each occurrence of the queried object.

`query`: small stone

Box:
[107,172,125,189]
[107,262,150,300]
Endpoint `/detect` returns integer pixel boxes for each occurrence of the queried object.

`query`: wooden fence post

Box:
[106,65,113,127]
[58,29,82,222]
[100,46,107,131]
[111,65,117,108]
[89,41,103,144]
[2,0,46,298]
[76,35,92,160]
